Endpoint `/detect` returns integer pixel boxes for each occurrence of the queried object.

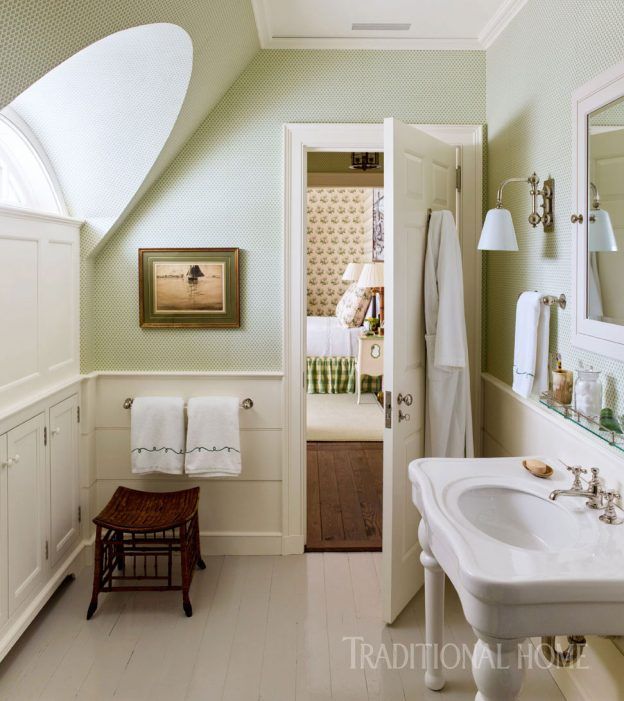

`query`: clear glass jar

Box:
[574,369,602,420]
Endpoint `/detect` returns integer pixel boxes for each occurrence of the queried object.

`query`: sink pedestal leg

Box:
[471,633,526,701]
[418,519,445,691]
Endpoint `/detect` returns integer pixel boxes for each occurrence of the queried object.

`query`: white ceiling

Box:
[252,0,527,50]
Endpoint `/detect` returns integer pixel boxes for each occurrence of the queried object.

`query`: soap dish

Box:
[522,459,554,479]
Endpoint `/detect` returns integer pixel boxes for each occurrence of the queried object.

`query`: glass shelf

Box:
[539,391,624,453]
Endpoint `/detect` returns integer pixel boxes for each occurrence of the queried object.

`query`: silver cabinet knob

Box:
[398,410,411,423]
[397,393,413,406]
[571,213,584,224]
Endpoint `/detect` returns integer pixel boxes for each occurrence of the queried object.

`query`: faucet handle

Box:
[599,490,623,525]
[567,465,587,490]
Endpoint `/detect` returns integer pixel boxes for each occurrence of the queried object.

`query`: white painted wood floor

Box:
[0,554,564,700]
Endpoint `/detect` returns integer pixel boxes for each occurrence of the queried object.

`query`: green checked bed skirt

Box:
[306,356,382,395]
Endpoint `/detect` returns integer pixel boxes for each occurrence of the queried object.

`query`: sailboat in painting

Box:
[187,265,205,282]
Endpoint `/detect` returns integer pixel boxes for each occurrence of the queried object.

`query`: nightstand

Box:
[356,335,384,404]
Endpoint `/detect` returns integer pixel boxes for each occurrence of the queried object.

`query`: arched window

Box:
[0,111,64,214]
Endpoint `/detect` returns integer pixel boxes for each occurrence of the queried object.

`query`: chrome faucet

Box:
[549,466,604,509]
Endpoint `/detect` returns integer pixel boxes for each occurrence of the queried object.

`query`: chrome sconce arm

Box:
[495,172,555,232]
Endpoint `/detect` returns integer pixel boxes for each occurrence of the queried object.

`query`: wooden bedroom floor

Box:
[306,441,382,551]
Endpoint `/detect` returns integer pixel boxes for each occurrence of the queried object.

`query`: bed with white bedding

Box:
[306,316,381,395]
[306,316,362,357]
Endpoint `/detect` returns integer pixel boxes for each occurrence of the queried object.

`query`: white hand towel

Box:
[131,397,185,474]
[185,397,241,477]
[513,292,550,398]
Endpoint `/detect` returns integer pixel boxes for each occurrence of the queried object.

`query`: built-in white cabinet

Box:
[0,388,81,661]
[49,395,80,567]
[0,206,81,409]
[6,414,46,615]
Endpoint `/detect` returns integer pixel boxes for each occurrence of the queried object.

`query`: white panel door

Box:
[7,414,47,615]
[0,434,7,630]
[49,395,79,567]
[382,118,456,623]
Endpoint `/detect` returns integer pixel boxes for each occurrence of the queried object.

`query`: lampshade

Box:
[590,209,618,252]
[358,262,384,289]
[478,208,519,251]
[342,262,364,282]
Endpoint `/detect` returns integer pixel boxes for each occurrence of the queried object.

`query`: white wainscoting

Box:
[93,373,285,555]
[482,373,624,701]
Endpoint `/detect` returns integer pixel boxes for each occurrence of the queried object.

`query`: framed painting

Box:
[139,248,240,328]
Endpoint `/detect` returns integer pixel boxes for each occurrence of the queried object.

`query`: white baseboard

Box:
[282,534,305,555]
[199,531,282,556]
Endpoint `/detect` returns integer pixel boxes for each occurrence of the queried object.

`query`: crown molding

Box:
[252,0,527,51]
[479,0,528,49]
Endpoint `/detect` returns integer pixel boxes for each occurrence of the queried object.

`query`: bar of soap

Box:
[522,459,554,478]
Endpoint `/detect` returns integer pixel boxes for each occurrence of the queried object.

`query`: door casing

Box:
[282,123,483,556]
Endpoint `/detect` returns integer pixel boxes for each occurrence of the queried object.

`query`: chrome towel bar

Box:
[517,292,567,309]
[123,397,253,410]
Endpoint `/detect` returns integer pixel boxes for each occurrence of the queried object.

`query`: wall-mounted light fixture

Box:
[478,173,554,251]
[350,152,381,172]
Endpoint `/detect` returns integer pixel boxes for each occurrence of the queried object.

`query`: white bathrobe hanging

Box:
[424,210,474,458]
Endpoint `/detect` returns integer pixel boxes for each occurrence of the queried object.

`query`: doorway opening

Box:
[305,151,385,551]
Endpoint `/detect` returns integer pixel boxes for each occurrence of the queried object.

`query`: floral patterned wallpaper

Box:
[306,187,374,316]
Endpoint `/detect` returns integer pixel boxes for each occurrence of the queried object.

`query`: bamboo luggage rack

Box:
[87,486,205,619]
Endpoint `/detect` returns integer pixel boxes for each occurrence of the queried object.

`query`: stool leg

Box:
[180,523,192,617]
[87,525,102,620]
[115,530,125,571]
[194,514,206,569]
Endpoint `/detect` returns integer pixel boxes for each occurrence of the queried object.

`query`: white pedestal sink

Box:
[409,457,624,701]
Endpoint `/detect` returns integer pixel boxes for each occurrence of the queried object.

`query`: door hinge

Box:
[456,165,462,192]
[385,391,392,429]
[77,406,80,423]
[45,540,49,560]
[44,426,47,446]
[78,506,82,523]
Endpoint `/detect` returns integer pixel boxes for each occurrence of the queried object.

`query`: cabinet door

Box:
[0,434,7,630]
[49,396,79,567]
[7,414,46,615]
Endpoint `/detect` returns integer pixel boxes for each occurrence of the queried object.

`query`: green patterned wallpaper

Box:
[93,49,486,371]
[485,0,624,412]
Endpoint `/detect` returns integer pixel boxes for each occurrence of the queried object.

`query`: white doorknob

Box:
[51,427,61,436]
[12,454,20,464]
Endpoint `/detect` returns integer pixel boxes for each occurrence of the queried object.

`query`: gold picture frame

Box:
[139,248,240,328]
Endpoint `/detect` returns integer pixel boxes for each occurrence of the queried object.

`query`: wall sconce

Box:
[478,172,555,251]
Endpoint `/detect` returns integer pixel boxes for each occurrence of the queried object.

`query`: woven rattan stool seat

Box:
[93,486,199,532]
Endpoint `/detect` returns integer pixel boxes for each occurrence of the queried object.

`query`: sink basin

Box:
[409,456,624,700]
[457,485,577,551]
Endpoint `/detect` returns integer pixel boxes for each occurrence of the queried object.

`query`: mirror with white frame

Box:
[573,61,624,361]
[587,97,624,325]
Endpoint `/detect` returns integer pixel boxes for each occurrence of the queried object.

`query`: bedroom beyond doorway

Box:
[305,151,384,551]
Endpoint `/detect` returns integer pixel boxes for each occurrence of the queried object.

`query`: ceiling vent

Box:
[351,22,411,31]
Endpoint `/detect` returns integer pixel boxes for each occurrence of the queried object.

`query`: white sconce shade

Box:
[590,209,618,252]
[342,262,364,282]
[478,208,519,251]
[358,262,384,289]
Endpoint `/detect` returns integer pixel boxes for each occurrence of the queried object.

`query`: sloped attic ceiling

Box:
[0,0,259,252]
